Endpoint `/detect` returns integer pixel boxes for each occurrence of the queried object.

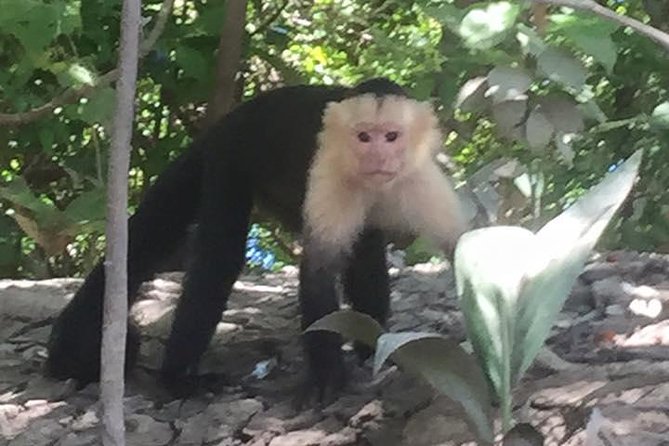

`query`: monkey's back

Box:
[224,85,350,232]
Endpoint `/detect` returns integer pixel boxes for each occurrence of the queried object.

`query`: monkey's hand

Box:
[294,331,347,408]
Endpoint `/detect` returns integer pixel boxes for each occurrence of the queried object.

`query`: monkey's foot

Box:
[45,315,139,386]
[293,333,348,408]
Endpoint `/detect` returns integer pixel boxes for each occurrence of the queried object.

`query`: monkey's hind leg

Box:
[160,155,253,397]
[45,150,203,385]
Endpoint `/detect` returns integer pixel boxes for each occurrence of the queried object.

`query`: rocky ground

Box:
[1,250,668,445]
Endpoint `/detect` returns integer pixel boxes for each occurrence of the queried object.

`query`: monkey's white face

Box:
[351,121,405,186]
[318,93,441,190]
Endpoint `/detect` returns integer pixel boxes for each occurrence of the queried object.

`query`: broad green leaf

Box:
[516,24,546,57]
[78,87,116,125]
[650,102,669,130]
[455,227,536,403]
[537,47,587,90]
[68,64,95,86]
[454,151,641,429]
[525,108,554,150]
[459,2,520,50]
[487,66,532,103]
[0,177,58,221]
[512,150,643,380]
[550,13,618,73]
[374,332,494,444]
[305,310,384,348]
[454,76,488,112]
[65,187,106,228]
[422,4,464,31]
[174,45,209,81]
[492,98,527,140]
[537,96,584,134]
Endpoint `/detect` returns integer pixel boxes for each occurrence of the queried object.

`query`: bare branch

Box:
[140,0,175,57]
[0,0,174,128]
[533,0,669,53]
[99,0,141,442]
[249,0,289,37]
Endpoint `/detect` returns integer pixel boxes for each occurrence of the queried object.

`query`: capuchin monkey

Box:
[45,78,466,401]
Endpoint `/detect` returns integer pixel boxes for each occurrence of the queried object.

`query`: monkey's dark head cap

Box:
[352,78,407,97]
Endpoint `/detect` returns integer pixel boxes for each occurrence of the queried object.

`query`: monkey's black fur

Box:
[46,79,403,399]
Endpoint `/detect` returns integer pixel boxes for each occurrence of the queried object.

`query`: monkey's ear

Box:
[405,100,442,162]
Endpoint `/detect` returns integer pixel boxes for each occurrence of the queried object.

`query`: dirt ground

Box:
[1,250,668,445]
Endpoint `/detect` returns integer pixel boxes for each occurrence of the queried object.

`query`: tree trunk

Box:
[206,0,249,125]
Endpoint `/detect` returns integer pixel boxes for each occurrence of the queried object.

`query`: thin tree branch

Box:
[100,0,141,441]
[140,0,175,57]
[249,0,289,37]
[533,0,669,53]
[0,0,174,127]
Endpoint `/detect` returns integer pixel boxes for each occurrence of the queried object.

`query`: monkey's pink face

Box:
[351,122,405,186]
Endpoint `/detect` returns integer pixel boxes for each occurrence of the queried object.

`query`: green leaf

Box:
[550,13,618,73]
[374,333,494,444]
[459,2,520,50]
[78,87,116,125]
[537,47,587,90]
[0,176,58,221]
[174,45,210,81]
[487,66,532,103]
[68,63,95,86]
[513,150,643,380]
[537,96,584,133]
[492,98,527,140]
[516,23,546,57]
[422,4,463,31]
[454,76,489,112]
[650,102,669,130]
[455,226,536,410]
[525,108,554,150]
[64,187,106,228]
[305,310,384,348]
[454,150,642,431]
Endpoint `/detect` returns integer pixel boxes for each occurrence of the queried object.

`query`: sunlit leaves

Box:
[455,76,488,112]
[0,0,81,54]
[525,107,554,150]
[459,2,520,50]
[537,47,588,91]
[487,66,531,103]
[73,87,117,126]
[174,45,209,81]
[550,13,619,73]
[68,64,96,86]
[650,101,669,130]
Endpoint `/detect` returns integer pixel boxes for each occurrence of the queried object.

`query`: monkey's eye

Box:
[385,131,399,142]
[357,131,371,143]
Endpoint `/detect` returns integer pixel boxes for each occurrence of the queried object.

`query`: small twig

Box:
[0,0,175,127]
[140,0,175,57]
[249,0,289,37]
[533,0,669,53]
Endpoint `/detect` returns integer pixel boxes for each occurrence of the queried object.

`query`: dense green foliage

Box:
[1,0,667,278]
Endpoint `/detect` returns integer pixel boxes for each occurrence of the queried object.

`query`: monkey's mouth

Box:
[362,171,397,182]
